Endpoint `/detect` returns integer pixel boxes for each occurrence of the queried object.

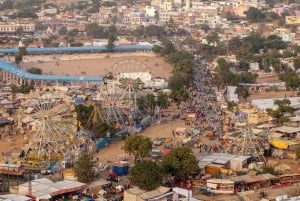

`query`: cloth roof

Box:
[0,194,32,201]
[274,126,300,134]
[207,179,234,184]
[138,186,171,200]
[124,187,146,195]
[230,175,260,184]
[19,178,86,199]
[269,139,299,149]
[289,116,300,122]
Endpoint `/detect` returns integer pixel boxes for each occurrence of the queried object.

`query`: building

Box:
[226,86,239,103]
[0,22,35,34]
[285,16,300,25]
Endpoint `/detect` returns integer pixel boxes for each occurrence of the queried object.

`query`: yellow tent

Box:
[269,139,299,149]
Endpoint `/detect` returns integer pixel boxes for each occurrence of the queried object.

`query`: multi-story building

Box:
[0,22,35,34]
[160,1,174,11]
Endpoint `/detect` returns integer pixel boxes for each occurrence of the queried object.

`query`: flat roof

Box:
[0,61,103,82]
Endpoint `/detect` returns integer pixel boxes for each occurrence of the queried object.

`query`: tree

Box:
[245,7,266,23]
[85,23,105,38]
[296,146,300,160]
[123,135,152,162]
[58,26,68,35]
[267,99,294,125]
[156,92,169,109]
[129,160,163,190]
[11,83,34,94]
[284,75,300,95]
[235,86,250,102]
[239,60,250,71]
[73,151,96,183]
[35,21,49,31]
[161,147,199,180]
[27,67,42,74]
[15,54,23,66]
[106,34,116,50]
[199,24,210,33]
[294,56,300,71]
[74,104,93,127]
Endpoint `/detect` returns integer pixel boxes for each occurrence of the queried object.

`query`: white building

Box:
[227,86,239,103]
[145,6,157,17]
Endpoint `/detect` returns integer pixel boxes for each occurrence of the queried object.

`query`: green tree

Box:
[94,122,116,138]
[129,160,163,190]
[74,151,96,183]
[106,34,116,50]
[35,21,49,31]
[123,135,152,162]
[27,67,42,75]
[85,23,105,38]
[284,75,300,96]
[74,104,93,127]
[15,54,23,66]
[199,24,210,33]
[11,83,34,94]
[239,60,250,71]
[58,26,68,35]
[235,86,250,102]
[267,99,294,125]
[156,92,169,109]
[206,31,220,45]
[161,147,199,180]
[145,25,165,38]
[296,146,300,160]
[245,7,266,23]
[294,57,300,71]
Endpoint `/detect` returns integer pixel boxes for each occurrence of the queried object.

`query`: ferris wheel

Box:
[19,92,80,169]
[96,82,131,129]
[111,59,150,100]
[229,113,269,163]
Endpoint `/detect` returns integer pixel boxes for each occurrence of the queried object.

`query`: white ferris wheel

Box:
[19,91,79,168]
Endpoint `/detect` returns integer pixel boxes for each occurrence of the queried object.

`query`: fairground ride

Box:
[18,92,83,170]
[228,112,269,163]
[95,59,150,129]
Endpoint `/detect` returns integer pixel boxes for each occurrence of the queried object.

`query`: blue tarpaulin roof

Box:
[0,61,103,82]
[0,45,153,55]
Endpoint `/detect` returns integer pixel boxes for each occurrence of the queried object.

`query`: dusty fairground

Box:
[0,52,175,162]
[19,52,173,79]
[0,119,186,162]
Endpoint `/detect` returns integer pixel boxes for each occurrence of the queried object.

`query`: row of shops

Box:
[192,173,300,194]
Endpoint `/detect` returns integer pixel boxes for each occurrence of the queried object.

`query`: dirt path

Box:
[95,119,186,163]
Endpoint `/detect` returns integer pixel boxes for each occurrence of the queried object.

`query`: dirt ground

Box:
[95,119,186,164]
[0,119,186,162]
[0,134,25,162]
[249,90,294,101]
[19,52,173,80]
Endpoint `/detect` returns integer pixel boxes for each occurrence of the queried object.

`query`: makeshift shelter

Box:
[18,178,86,200]
[124,186,172,201]
[0,194,32,201]
[230,156,251,171]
